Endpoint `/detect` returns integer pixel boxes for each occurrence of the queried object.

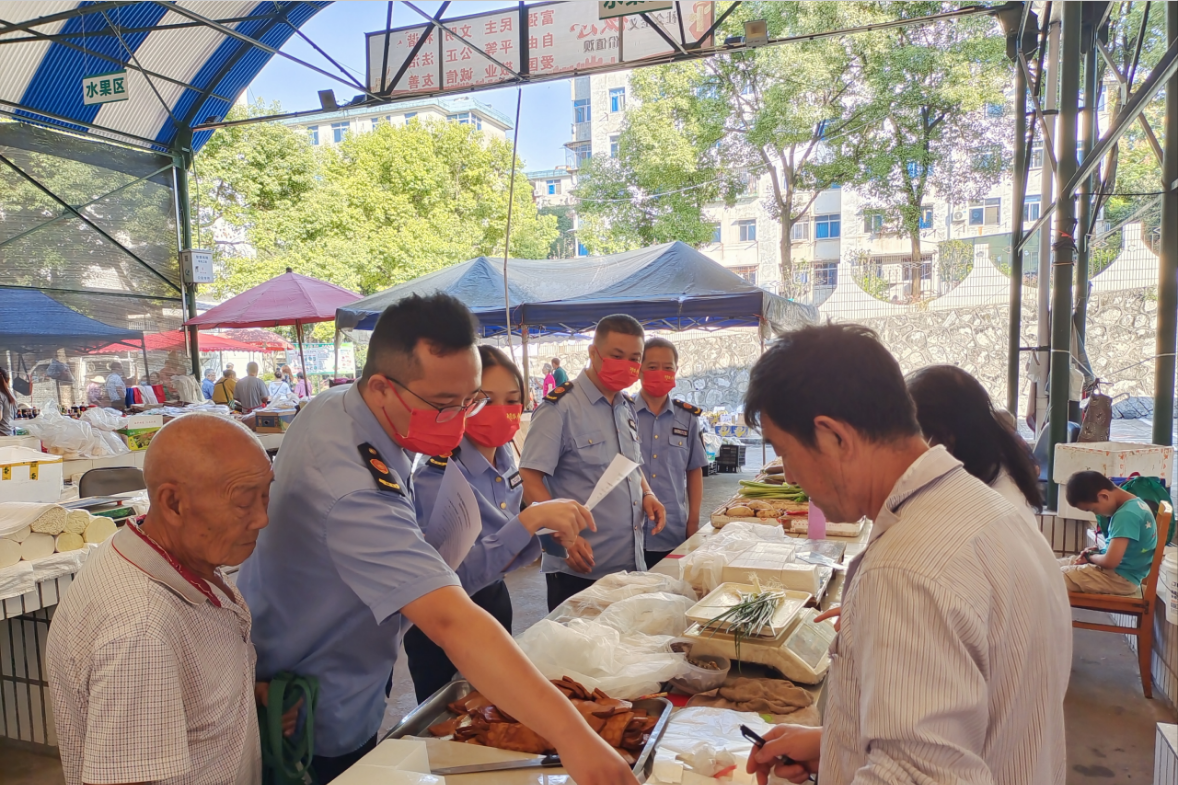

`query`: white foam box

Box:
[1053,442,1174,484]
[720,542,823,595]
[0,446,64,503]
[1055,484,1097,522]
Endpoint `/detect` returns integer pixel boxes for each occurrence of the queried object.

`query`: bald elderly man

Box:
[47,414,274,785]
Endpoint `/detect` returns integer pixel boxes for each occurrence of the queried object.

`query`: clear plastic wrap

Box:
[681,523,788,593]
[595,592,697,637]
[24,406,128,459]
[549,570,698,622]
[515,618,692,699]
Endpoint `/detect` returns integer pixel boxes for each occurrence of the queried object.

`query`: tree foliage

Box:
[194,100,557,297]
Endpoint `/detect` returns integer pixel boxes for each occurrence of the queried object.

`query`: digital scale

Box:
[681,607,838,685]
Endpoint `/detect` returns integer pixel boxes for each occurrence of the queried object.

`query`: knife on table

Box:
[431,754,562,775]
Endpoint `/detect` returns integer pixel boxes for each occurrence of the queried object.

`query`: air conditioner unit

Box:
[951,210,966,222]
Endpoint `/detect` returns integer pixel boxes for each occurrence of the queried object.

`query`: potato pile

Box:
[428,676,658,765]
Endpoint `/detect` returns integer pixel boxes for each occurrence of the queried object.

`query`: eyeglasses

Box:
[386,376,489,423]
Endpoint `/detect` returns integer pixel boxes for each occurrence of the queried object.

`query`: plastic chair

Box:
[1067,501,1173,699]
[78,467,146,498]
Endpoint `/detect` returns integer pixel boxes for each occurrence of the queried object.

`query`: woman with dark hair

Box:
[906,365,1043,520]
[404,344,542,702]
[0,367,15,436]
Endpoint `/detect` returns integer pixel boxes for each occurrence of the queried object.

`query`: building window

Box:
[903,259,933,283]
[790,219,809,241]
[863,211,885,234]
[448,112,482,130]
[609,87,626,112]
[986,102,1005,117]
[610,135,619,158]
[331,122,348,143]
[968,197,1001,226]
[740,82,754,96]
[307,126,319,145]
[737,219,757,242]
[711,223,722,243]
[403,112,417,123]
[572,142,592,166]
[1024,194,1041,222]
[731,265,757,285]
[574,98,591,124]
[815,213,840,239]
[906,161,928,178]
[546,179,561,196]
[1030,141,1043,169]
[919,205,934,229]
[813,262,838,288]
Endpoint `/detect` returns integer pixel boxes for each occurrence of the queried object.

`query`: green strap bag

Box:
[258,672,319,785]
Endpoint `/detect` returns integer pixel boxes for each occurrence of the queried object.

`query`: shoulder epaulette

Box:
[622,391,635,404]
[427,446,460,469]
[673,399,703,416]
[357,443,406,496]
[545,381,574,403]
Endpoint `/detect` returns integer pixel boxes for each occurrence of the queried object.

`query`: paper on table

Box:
[424,459,482,570]
[585,454,640,511]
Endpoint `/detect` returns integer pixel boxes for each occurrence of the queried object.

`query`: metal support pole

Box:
[1047,2,1081,509]
[174,155,200,377]
[1007,36,1029,418]
[1035,7,1061,435]
[1074,24,1098,348]
[1155,2,1178,446]
[520,326,531,410]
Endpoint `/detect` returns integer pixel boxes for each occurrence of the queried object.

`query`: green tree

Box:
[849,4,1009,301]
[193,100,557,297]
[539,205,576,258]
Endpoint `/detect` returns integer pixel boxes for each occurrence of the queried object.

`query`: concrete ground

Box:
[3,440,1173,785]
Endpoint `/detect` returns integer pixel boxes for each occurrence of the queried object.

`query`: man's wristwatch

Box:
[642,491,656,499]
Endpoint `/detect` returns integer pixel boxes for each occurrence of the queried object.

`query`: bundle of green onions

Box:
[701,588,785,666]
[738,479,809,501]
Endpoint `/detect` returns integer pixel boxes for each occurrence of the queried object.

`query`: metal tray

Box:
[383,680,673,781]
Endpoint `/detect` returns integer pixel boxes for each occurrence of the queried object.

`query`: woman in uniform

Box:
[405,345,541,702]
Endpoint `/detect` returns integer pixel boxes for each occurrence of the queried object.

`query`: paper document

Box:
[424,459,482,569]
[585,454,640,511]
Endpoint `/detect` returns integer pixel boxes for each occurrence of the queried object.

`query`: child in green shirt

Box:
[1060,470,1158,595]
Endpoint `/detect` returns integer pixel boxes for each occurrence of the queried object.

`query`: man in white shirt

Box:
[47,415,279,785]
[743,324,1070,785]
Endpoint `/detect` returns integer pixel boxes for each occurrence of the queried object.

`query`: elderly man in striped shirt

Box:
[743,324,1070,785]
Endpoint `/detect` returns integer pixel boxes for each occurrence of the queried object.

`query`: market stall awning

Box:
[0,287,142,354]
[335,242,819,337]
[185,268,361,330]
[91,330,259,355]
[218,328,295,352]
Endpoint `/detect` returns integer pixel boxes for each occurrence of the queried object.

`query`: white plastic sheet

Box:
[648,707,775,785]
[24,406,128,458]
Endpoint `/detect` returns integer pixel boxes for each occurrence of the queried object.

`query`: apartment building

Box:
[528,73,1063,306]
[280,95,513,146]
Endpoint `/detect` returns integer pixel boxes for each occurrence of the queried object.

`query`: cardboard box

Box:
[119,428,160,451]
[255,411,297,434]
[121,414,164,431]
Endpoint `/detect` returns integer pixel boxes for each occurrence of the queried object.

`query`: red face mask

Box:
[465,404,522,448]
[382,386,466,456]
[597,356,641,392]
[641,369,676,397]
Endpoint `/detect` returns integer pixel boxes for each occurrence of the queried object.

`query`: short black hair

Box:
[643,336,678,363]
[478,345,525,399]
[1065,471,1118,506]
[594,314,644,344]
[745,323,919,448]
[551,357,561,366]
[362,293,479,381]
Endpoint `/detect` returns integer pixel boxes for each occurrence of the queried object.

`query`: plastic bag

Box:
[550,570,698,622]
[263,392,300,411]
[595,592,697,637]
[648,707,774,785]
[24,406,129,459]
[681,523,790,593]
[80,407,123,431]
[515,618,691,699]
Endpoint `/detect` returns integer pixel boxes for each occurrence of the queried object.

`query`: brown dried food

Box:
[572,700,607,733]
[589,697,633,718]
[486,722,554,755]
[428,717,460,737]
[478,705,515,724]
[599,712,633,747]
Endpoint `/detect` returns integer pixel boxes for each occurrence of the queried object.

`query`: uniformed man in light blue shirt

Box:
[634,337,709,568]
[520,314,667,612]
[238,294,638,785]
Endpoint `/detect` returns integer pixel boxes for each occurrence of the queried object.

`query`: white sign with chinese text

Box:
[599,1,673,19]
[180,249,214,284]
[367,1,713,96]
[82,70,128,105]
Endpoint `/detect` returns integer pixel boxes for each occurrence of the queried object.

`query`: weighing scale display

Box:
[784,611,837,670]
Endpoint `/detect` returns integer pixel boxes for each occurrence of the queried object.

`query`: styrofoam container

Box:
[1053,442,1174,485]
[0,446,64,503]
[1161,546,1177,626]
[1055,484,1097,522]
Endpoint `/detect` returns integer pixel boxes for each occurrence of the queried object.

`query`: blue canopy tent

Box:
[0,288,142,355]
[335,242,818,337]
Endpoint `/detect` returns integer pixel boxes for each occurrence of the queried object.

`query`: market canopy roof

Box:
[219,328,294,351]
[0,287,142,354]
[185,268,361,329]
[336,242,819,337]
[91,329,258,355]
[0,2,328,153]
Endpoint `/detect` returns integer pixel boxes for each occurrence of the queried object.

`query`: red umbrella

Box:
[218,329,295,352]
[92,330,260,354]
[185,268,361,382]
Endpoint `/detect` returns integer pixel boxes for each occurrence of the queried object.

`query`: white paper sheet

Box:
[585,454,640,511]
[423,459,482,570]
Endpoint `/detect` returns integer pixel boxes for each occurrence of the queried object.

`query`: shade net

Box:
[0,122,184,406]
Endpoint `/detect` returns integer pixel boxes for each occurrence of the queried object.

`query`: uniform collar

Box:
[870,445,962,542]
[110,523,219,606]
[632,393,670,417]
[343,381,411,465]
[455,435,508,477]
